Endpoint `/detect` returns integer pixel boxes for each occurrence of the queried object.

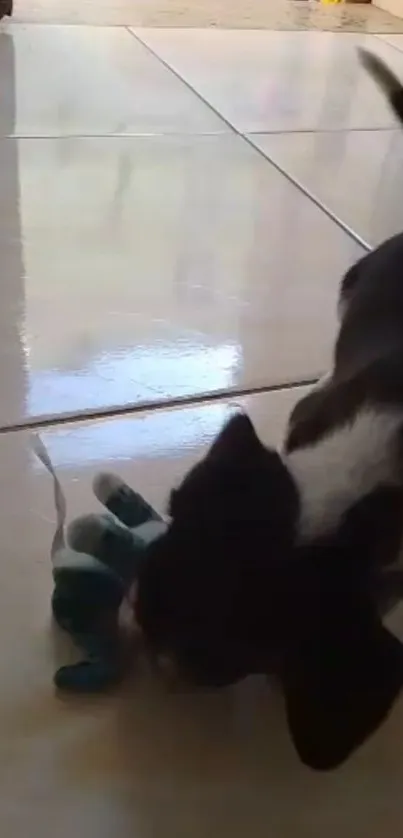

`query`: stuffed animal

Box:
[33,436,167,692]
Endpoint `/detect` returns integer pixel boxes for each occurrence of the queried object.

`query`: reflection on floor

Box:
[1,12,403,838]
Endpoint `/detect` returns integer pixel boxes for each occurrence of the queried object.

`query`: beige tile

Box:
[0,25,224,137]
[10,0,403,32]
[0,133,362,427]
[250,128,403,248]
[3,392,403,838]
[134,29,403,132]
[374,0,403,22]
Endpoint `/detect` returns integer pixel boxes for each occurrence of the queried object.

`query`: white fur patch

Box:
[311,371,333,392]
[286,407,403,541]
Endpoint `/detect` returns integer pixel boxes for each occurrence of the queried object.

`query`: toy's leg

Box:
[67,513,146,584]
[52,567,124,691]
[93,473,163,528]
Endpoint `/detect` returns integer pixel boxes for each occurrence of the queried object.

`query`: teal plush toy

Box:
[33,437,167,692]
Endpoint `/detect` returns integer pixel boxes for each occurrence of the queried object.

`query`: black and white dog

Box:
[135,50,403,770]
[285,47,403,554]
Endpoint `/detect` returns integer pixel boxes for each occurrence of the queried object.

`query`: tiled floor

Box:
[10,0,403,31]
[3,9,403,837]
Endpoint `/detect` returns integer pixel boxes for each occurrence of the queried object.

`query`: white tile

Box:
[2,392,403,838]
[0,134,362,427]
[250,129,403,247]
[134,29,403,132]
[0,25,224,137]
[376,33,403,50]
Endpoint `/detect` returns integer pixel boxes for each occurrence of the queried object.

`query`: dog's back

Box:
[284,50,403,544]
[338,50,403,374]
[336,233,403,377]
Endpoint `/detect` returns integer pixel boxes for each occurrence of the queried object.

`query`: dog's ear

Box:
[284,615,403,771]
[282,530,403,770]
[207,413,265,464]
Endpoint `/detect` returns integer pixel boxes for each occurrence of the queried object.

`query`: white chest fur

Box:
[286,407,403,541]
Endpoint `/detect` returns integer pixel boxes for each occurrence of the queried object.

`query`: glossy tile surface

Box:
[250,129,403,248]
[0,25,224,137]
[135,29,403,132]
[2,391,403,838]
[0,133,362,427]
[3,16,403,838]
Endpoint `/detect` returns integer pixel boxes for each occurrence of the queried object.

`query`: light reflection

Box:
[27,340,241,417]
[37,401,239,469]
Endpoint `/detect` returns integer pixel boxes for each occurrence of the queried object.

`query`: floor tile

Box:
[250,128,403,248]
[0,25,224,137]
[11,0,403,32]
[376,33,403,50]
[3,390,403,838]
[134,29,403,133]
[0,133,362,428]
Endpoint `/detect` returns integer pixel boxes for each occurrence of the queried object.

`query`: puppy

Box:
[135,50,403,769]
[285,49,403,550]
[136,411,403,769]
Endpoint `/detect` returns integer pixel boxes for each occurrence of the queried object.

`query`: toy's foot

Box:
[67,513,144,583]
[93,472,163,527]
[54,658,122,692]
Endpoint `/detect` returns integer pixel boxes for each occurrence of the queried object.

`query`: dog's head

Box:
[135,413,403,767]
[135,412,299,686]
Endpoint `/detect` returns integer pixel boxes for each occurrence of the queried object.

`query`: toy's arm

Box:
[67,512,166,584]
[67,473,167,585]
[94,472,164,528]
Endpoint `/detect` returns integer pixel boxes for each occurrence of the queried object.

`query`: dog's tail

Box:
[359,48,403,125]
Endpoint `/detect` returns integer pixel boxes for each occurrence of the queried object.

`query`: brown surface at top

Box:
[9,0,403,31]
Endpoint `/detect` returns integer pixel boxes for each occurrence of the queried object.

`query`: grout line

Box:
[0,131,232,140]
[127,27,371,252]
[0,376,318,435]
[7,22,403,34]
[373,33,403,53]
[244,140,371,251]
[247,126,397,135]
[0,127,396,141]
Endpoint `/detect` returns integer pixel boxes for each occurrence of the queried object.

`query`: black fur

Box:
[287,50,403,451]
[136,414,299,687]
[136,420,403,767]
[286,235,403,452]
[136,50,403,768]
